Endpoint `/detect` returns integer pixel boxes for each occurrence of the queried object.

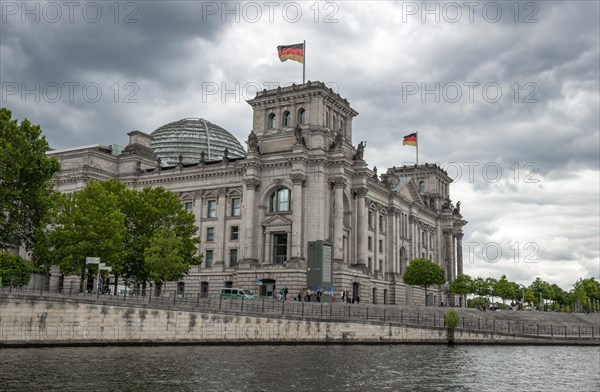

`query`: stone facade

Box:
[46,81,466,305]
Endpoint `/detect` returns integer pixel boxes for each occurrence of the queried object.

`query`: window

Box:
[340,118,344,132]
[205,250,213,267]
[225,281,233,288]
[379,215,384,231]
[201,281,209,298]
[231,226,239,240]
[325,111,329,128]
[419,180,425,193]
[230,249,238,267]
[379,239,383,253]
[368,257,372,272]
[270,188,291,212]
[372,287,377,304]
[268,113,276,128]
[177,282,185,296]
[231,197,241,217]
[207,200,216,218]
[379,260,383,272]
[282,111,291,127]
[206,227,214,242]
[368,236,373,251]
[273,233,288,263]
[298,108,305,124]
[333,115,336,130]
[368,211,373,229]
[185,202,193,212]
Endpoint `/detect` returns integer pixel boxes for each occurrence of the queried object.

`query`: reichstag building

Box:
[48,81,467,305]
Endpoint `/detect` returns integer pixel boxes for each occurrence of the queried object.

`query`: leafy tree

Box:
[472,276,492,299]
[145,227,198,284]
[403,258,446,303]
[0,108,60,250]
[449,274,474,307]
[449,274,474,295]
[573,278,600,310]
[444,309,459,343]
[120,186,199,286]
[0,252,37,286]
[493,274,515,305]
[49,181,126,291]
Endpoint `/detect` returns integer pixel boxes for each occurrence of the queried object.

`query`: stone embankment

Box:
[1,291,598,347]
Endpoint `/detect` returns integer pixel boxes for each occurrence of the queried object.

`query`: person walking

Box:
[341,290,346,303]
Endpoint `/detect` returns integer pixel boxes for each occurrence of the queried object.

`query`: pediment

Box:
[262,214,293,228]
[393,177,424,205]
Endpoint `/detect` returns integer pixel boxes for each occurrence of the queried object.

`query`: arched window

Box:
[282,111,291,127]
[268,113,276,129]
[325,111,329,129]
[269,187,291,212]
[333,115,336,131]
[298,108,305,124]
[419,180,425,193]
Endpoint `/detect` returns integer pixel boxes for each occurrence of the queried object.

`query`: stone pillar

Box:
[215,187,227,267]
[332,177,346,262]
[444,229,453,281]
[290,174,306,260]
[354,187,368,265]
[242,178,260,262]
[451,234,457,280]
[456,233,464,276]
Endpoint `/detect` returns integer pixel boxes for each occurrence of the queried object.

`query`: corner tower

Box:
[246,81,358,154]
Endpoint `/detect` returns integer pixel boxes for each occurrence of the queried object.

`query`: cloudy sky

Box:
[2,1,598,290]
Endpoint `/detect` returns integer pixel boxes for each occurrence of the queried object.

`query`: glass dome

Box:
[150,117,246,166]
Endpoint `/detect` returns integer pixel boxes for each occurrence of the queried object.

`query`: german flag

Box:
[277,43,304,63]
[402,132,417,146]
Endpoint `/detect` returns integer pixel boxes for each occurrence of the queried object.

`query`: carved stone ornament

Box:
[243,178,261,190]
[290,173,306,185]
[353,187,368,197]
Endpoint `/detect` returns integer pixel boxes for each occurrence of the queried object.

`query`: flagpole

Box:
[416,131,419,165]
[302,40,306,84]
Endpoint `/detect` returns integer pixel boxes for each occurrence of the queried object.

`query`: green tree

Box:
[493,275,515,305]
[573,278,600,310]
[449,274,474,307]
[0,108,60,250]
[145,227,198,285]
[49,181,126,291]
[120,186,199,287]
[403,258,446,304]
[0,252,37,286]
[472,276,492,300]
[444,309,459,343]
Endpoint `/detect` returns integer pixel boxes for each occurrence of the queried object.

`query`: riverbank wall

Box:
[1,295,598,347]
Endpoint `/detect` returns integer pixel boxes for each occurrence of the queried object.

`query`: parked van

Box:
[220,288,255,300]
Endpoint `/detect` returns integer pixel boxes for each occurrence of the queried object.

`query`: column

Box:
[456,233,464,276]
[290,174,306,260]
[444,229,453,281]
[451,234,457,280]
[214,187,227,266]
[332,177,346,262]
[242,178,260,262]
[354,187,368,265]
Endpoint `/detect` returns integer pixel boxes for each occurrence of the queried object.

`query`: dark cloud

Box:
[1,0,598,289]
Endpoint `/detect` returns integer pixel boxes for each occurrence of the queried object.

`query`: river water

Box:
[1,345,598,391]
